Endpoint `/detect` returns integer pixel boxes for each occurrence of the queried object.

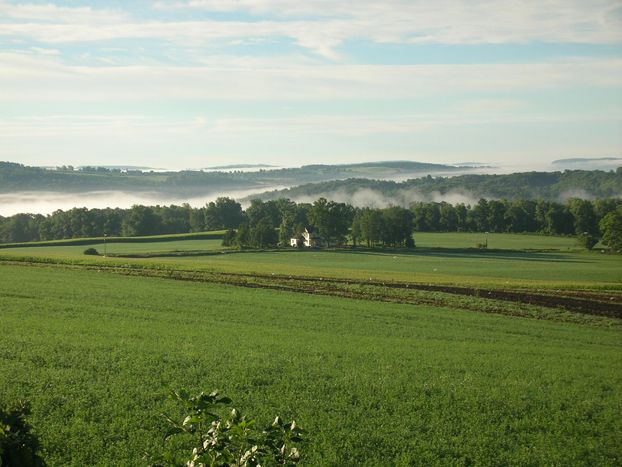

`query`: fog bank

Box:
[289,188,480,208]
[0,186,286,216]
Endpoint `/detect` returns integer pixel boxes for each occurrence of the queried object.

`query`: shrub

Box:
[0,402,45,467]
[149,389,303,466]
[576,232,598,250]
[221,229,236,247]
[83,247,99,255]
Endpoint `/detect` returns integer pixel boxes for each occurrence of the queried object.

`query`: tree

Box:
[0,214,39,243]
[438,202,459,231]
[487,200,507,232]
[380,206,413,247]
[205,197,243,230]
[504,203,530,232]
[189,206,206,232]
[234,222,251,248]
[568,199,598,236]
[599,206,622,252]
[121,205,160,236]
[221,228,236,247]
[577,232,598,250]
[278,201,308,247]
[543,203,574,235]
[245,199,281,229]
[469,199,490,232]
[352,208,383,247]
[308,198,353,246]
[250,219,278,248]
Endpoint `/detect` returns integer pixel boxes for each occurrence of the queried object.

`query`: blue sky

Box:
[0,0,621,169]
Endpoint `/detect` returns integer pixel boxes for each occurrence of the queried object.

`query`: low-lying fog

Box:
[2,160,617,216]
[0,187,286,217]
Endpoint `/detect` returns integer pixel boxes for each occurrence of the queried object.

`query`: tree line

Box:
[1,197,621,251]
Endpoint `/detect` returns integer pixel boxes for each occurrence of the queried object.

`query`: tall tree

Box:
[380,206,414,247]
[205,197,244,230]
[599,206,622,252]
[309,198,354,246]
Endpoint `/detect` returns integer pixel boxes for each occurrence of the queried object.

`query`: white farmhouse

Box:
[290,227,318,248]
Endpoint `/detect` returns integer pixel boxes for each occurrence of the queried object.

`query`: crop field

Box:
[1,263,621,466]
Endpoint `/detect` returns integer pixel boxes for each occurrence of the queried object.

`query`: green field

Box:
[1,232,620,289]
[0,238,226,257]
[1,264,621,466]
[412,232,579,250]
[1,232,621,465]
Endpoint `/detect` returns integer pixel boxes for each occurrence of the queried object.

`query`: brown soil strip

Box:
[2,258,620,319]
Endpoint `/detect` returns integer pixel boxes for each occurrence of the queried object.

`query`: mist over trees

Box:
[253,168,622,203]
[1,161,621,201]
[1,196,621,251]
[0,160,466,196]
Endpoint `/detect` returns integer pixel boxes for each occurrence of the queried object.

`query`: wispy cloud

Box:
[0,1,127,24]
[0,1,620,168]
[1,52,620,101]
[1,1,620,59]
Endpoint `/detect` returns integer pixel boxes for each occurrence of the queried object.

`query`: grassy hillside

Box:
[1,264,621,465]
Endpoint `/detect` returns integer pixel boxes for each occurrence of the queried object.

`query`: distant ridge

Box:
[203,163,276,170]
[552,157,621,164]
[244,169,622,203]
[0,160,471,195]
[551,157,622,171]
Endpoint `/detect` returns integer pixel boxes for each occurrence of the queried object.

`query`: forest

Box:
[0,160,462,195]
[1,196,621,251]
[253,168,622,202]
[1,162,621,201]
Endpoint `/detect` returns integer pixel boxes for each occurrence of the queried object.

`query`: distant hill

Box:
[0,160,471,195]
[245,169,622,205]
[551,157,622,171]
[202,164,277,170]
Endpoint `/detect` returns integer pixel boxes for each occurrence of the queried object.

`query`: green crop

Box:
[1,263,620,465]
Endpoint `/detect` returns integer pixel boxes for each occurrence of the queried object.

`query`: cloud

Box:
[1,1,620,59]
[0,1,127,24]
[1,51,620,102]
[155,0,622,46]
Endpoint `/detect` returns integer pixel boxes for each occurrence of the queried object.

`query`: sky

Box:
[0,0,621,170]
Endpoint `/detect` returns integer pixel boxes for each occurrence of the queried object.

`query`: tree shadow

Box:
[318,247,590,263]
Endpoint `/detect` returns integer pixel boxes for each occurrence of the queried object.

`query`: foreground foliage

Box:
[150,390,302,466]
[0,402,45,467]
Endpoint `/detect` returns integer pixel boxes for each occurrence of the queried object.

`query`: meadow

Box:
[1,263,621,466]
[1,232,620,289]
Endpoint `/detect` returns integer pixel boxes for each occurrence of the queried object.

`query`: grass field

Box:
[0,238,226,257]
[1,232,620,289]
[412,232,579,250]
[1,263,621,466]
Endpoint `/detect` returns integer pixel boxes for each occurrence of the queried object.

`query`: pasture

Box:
[0,232,620,289]
[0,238,226,257]
[412,232,579,250]
[1,263,621,466]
